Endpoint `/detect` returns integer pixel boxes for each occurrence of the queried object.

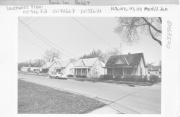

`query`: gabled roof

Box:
[106,53,146,68]
[42,59,63,69]
[147,65,161,71]
[73,57,100,67]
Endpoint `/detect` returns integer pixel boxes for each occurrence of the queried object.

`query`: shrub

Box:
[149,75,160,83]
[76,75,87,78]
[67,74,74,77]
[114,75,123,80]
[120,75,149,82]
[99,75,113,80]
[41,69,49,73]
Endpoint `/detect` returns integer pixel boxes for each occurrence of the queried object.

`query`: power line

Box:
[72,18,114,48]
[19,18,73,59]
[19,34,46,51]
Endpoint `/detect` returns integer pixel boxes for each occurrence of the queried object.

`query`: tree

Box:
[115,17,162,46]
[80,49,121,63]
[103,48,122,62]
[44,49,61,62]
[32,59,45,67]
[80,49,105,62]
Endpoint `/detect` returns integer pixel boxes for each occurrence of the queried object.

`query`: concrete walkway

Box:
[19,74,161,114]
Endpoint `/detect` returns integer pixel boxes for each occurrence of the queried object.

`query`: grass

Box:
[18,80,105,114]
[72,77,154,86]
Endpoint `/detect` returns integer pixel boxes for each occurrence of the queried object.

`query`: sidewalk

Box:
[88,106,119,114]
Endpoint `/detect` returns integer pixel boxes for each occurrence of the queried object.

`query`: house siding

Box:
[73,58,105,78]
[135,58,146,76]
[87,60,104,78]
[63,63,74,77]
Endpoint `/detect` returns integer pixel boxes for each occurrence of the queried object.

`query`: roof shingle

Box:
[106,53,145,68]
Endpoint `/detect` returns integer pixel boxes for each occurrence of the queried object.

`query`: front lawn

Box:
[72,77,156,86]
[18,80,105,114]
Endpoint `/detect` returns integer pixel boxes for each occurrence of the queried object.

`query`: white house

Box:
[72,57,105,78]
[148,66,161,78]
[62,61,75,77]
[21,67,30,72]
[30,67,41,73]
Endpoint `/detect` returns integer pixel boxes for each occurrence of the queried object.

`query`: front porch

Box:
[74,68,90,78]
[107,66,135,78]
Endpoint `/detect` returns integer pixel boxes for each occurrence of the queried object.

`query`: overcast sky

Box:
[18,17,161,65]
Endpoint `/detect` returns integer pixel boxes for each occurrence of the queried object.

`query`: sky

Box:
[18,17,161,65]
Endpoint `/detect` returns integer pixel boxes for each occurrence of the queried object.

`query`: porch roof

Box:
[73,66,91,69]
[104,65,134,68]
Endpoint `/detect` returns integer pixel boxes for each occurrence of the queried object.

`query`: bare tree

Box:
[115,17,162,46]
[103,48,122,62]
[32,59,45,67]
[80,49,105,62]
[44,49,61,62]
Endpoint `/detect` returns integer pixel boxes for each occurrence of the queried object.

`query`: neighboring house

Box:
[21,67,30,72]
[48,60,64,74]
[62,61,75,77]
[72,57,105,78]
[21,66,40,73]
[30,67,41,73]
[41,60,63,73]
[105,53,147,78]
[41,62,53,73]
[148,66,161,78]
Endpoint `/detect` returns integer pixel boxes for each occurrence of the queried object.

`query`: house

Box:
[105,53,147,78]
[62,61,75,77]
[41,59,63,73]
[72,57,105,78]
[30,67,41,73]
[21,67,31,72]
[46,60,65,75]
[41,62,53,73]
[41,59,75,76]
[147,65,161,78]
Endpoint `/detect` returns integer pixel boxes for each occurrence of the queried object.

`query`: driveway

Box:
[19,73,161,114]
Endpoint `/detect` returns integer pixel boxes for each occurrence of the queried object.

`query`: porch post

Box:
[80,69,82,76]
[122,68,124,78]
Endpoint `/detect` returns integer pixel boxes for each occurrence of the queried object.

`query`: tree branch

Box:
[159,17,162,23]
[121,23,147,27]
[142,17,162,33]
[149,25,162,45]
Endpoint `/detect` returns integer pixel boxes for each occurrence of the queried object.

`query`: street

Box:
[19,73,161,114]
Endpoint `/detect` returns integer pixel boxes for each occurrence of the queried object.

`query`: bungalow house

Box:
[41,59,63,74]
[41,59,76,77]
[62,61,75,77]
[72,57,105,78]
[105,53,147,78]
[46,60,67,75]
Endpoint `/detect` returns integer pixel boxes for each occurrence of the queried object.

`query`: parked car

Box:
[48,71,66,80]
